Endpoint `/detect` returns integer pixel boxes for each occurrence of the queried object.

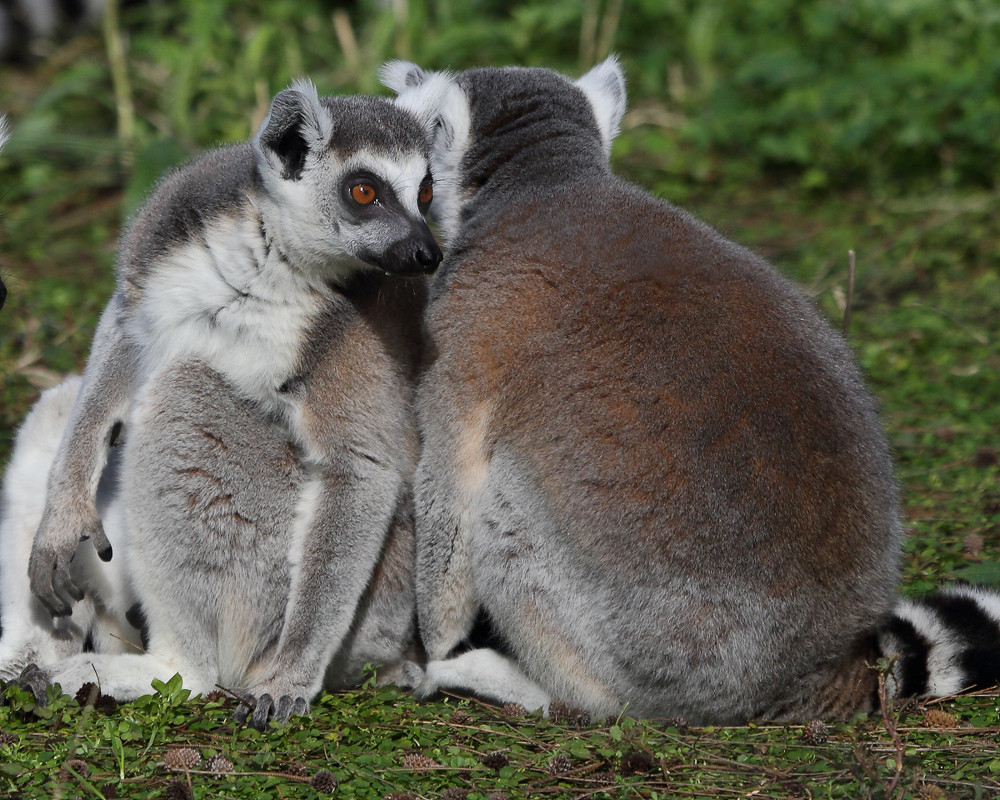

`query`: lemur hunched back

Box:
[383,58,1000,723]
[1,82,439,727]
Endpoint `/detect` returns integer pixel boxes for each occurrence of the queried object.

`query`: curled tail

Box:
[880,585,1000,699]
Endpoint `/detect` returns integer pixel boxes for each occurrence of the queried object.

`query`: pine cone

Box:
[58,759,90,780]
[450,710,472,725]
[917,785,948,800]
[547,754,572,776]
[74,682,117,714]
[487,793,510,800]
[480,750,509,772]
[95,694,119,715]
[922,708,959,728]
[498,702,526,718]
[548,701,590,727]
[163,748,202,771]
[74,683,100,706]
[0,732,18,746]
[286,762,309,777]
[440,789,469,800]
[620,751,654,776]
[205,754,234,775]
[402,753,439,772]
[801,719,829,745]
[310,769,338,793]
[164,780,194,800]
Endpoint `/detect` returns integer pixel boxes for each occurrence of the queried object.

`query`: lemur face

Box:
[334,148,441,276]
[254,81,442,282]
[380,58,626,246]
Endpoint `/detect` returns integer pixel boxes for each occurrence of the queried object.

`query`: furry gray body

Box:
[387,61,905,722]
[2,84,437,724]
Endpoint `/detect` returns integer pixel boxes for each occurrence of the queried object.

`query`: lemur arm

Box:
[235,444,403,729]
[29,293,141,617]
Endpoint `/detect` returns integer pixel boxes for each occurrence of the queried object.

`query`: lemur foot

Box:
[395,660,426,692]
[234,691,309,731]
[15,663,53,705]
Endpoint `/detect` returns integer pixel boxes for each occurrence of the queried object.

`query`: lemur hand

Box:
[29,499,112,617]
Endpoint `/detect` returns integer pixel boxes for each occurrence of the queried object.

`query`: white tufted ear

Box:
[379,60,429,92]
[381,61,461,141]
[380,61,470,243]
[575,55,627,158]
[253,78,332,181]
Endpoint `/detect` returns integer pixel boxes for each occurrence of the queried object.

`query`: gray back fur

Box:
[388,60,901,723]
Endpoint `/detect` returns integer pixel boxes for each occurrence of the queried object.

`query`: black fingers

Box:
[84,519,114,562]
[28,549,82,618]
[250,693,275,730]
[233,693,309,730]
[274,695,308,723]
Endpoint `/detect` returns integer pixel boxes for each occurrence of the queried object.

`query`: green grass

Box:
[1,1,999,798]
[4,678,1000,799]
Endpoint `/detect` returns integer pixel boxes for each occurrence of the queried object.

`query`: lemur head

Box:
[254,80,442,282]
[380,58,626,242]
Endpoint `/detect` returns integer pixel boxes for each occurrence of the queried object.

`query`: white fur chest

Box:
[128,211,327,414]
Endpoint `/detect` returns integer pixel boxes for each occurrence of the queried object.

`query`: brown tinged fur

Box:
[388,60,901,723]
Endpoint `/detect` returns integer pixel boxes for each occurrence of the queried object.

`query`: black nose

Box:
[416,238,443,273]
[364,223,444,276]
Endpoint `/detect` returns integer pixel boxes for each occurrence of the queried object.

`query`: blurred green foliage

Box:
[3,0,999,209]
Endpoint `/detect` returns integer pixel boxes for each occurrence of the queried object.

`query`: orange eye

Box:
[351,183,377,205]
[419,182,433,205]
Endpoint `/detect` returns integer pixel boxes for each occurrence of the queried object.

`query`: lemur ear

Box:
[379,60,429,92]
[381,62,463,146]
[576,55,627,158]
[254,79,331,181]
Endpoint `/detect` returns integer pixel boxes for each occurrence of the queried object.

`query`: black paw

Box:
[234,692,308,730]
[28,548,84,618]
[15,664,52,705]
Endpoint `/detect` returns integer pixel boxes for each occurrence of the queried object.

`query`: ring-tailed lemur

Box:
[0,0,102,61]
[0,377,140,681]
[1,114,8,311]
[382,58,1000,723]
[1,80,439,727]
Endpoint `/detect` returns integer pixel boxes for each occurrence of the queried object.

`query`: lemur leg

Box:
[324,492,419,689]
[238,324,422,729]
[411,648,551,712]
[0,378,136,683]
[411,402,490,662]
[408,450,620,717]
[27,360,298,703]
[406,448,556,711]
[237,453,405,728]
[30,298,140,617]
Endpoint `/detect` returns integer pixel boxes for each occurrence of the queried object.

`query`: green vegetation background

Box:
[0,0,997,798]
